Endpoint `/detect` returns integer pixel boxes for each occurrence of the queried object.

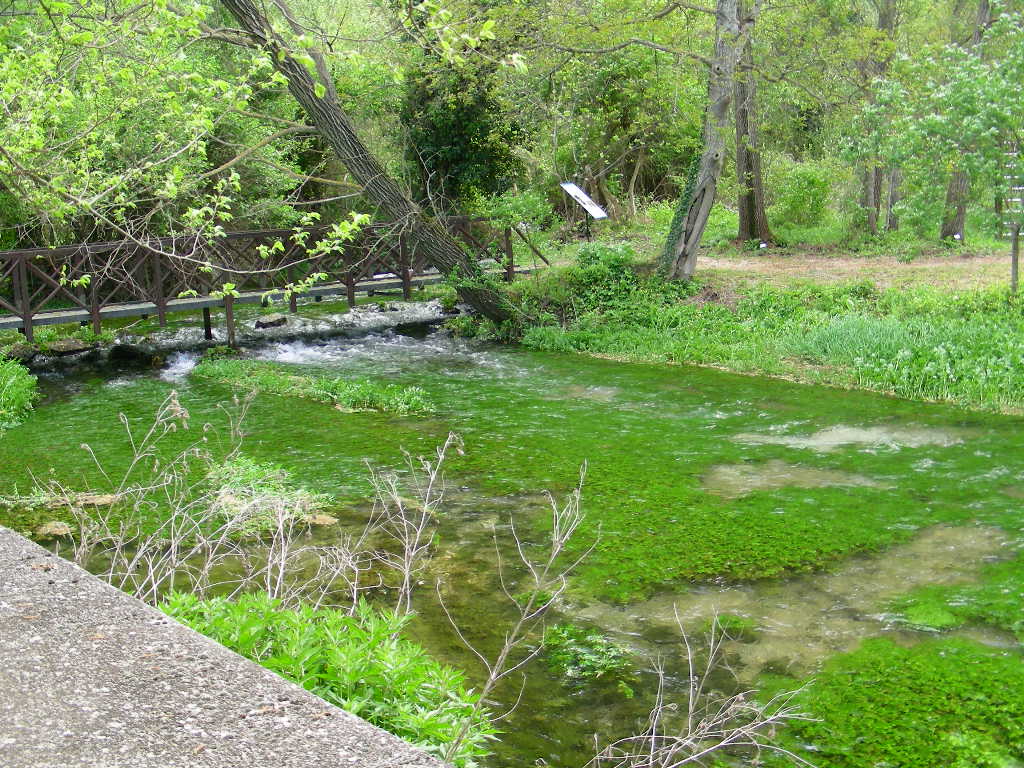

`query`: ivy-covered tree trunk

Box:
[734,8,771,246]
[662,0,742,280]
[218,0,511,323]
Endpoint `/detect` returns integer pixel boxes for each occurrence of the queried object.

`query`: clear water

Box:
[3,326,1023,767]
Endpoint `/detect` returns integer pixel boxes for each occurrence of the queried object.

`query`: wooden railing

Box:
[0,217,545,341]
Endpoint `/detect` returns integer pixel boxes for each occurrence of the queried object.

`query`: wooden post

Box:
[503,227,515,282]
[400,235,412,300]
[289,291,298,314]
[151,251,167,327]
[346,274,356,308]
[224,295,237,348]
[202,307,214,340]
[1012,224,1021,294]
[17,256,33,342]
[90,281,101,336]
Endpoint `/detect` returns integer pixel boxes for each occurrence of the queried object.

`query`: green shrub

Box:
[769,160,833,227]
[161,592,495,765]
[191,358,434,415]
[772,638,1024,768]
[0,357,37,430]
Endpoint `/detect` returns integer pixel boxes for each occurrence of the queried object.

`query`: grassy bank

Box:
[0,357,37,430]
[469,242,1024,413]
[191,356,434,415]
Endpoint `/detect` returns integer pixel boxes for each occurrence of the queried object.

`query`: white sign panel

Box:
[560,182,609,220]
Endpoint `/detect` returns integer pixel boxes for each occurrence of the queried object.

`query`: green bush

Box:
[161,592,495,765]
[769,160,833,227]
[0,357,37,430]
[191,358,434,415]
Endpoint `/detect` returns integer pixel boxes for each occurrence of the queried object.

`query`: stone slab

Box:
[0,527,445,768]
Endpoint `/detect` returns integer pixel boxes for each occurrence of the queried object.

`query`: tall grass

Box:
[0,357,37,429]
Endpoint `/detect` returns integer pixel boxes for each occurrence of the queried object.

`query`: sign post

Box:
[560,182,608,240]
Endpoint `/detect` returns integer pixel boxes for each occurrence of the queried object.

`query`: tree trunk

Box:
[734,5,771,245]
[940,0,990,243]
[861,166,883,235]
[663,0,742,280]
[941,170,969,241]
[218,0,510,322]
[885,167,901,231]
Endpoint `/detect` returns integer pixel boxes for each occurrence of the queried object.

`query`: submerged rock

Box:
[45,338,94,356]
[304,514,338,526]
[255,313,288,329]
[35,521,72,539]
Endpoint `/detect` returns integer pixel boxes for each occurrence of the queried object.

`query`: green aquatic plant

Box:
[206,455,329,537]
[766,638,1024,768]
[191,357,434,414]
[0,357,37,430]
[544,623,632,682]
[161,592,495,766]
[888,553,1024,640]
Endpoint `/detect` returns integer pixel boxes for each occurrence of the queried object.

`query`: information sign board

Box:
[559,182,609,220]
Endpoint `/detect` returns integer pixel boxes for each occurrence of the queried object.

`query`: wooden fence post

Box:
[399,234,412,300]
[224,295,237,348]
[202,307,214,340]
[151,251,167,327]
[17,256,33,342]
[90,281,101,335]
[503,227,515,282]
[346,274,356,308]
[1012,224,1020,294]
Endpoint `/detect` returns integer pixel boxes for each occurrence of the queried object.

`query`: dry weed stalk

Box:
[366,432,462,615]
[587,609,815,768]
[442,463,594,763]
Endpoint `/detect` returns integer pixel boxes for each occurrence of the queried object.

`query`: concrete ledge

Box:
[0,527,445,768]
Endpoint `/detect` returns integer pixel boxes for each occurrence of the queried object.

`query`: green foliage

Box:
[161,592,495,765]
[888,554,1024,640]
[768,159,835,227]
[709,613,760,642]
[544,623,632,682]
[401,54,525,204]
[0,357,37,430]
[467,189,556,231]
[774,639,1024,768]
[191,358,433,414]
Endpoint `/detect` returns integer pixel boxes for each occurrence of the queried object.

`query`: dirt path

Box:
[700,251,1014,290]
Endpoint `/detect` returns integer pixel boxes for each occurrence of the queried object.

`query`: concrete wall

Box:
[0,527,446,768]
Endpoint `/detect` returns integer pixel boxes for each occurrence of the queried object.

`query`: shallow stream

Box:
[3,320,1023,766]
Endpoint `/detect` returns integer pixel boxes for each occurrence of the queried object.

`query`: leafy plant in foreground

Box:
[0,357,37,430]
[161,592,495,766]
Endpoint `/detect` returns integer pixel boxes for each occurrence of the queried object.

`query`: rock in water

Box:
[3,342,39,364]
[46,338,94,356]
[304,514,338,526]
[255,313,288,329]
[35,521,72,539]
